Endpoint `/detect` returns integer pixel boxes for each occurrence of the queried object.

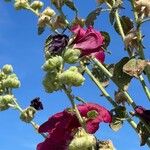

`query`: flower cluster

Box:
[37,103,112,150]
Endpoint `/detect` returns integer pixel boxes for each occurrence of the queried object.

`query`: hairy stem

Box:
[139,75,150,101]
[130,0,150,83]
[84,65,150,147]
[10,98,47,138]
[63,85,86,130]
[92,58,150,133]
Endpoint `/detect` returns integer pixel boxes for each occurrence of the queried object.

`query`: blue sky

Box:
[0,0,150,150]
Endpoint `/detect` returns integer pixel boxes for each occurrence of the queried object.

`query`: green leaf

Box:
[38,27,45,35]
[109,9,116,25]
[114,16,134,35]
[112,57,132,90]
[123,59,148,78]
[85,7,102,27]
[92,64,113,88]
[100,31,111,48]
[65,0,78,14]
[109,118,123,131]
[137,122,150,146]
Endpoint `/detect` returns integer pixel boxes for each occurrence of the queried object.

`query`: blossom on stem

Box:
[30,97,43,111]
[71,25,105,62]
[37,103,112,150]
[135,106,150,123]
[45,34,69,57]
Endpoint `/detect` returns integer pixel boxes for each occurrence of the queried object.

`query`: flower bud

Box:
[43,72,61,93]
[64,48,81,64]
[42,7,55,17]
[20,106,36,123]
[59,67,85,87]
[14,0,28,10]
[38,14,50,28]
[30,0,44,10]
[69,128,96,150]
[42,56,63,71]
[2,64,13,74]
[0,71,5,80]
[3,76,20,88]
[0,95,14,111]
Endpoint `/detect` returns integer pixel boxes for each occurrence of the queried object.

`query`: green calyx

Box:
[0,95,14,111]
[59,67,85,87]
[2,74,21,88]
[20,106,36,123]
[63,48,81,64]
[30,0,44,10]
[43,71,61,93]
[69,128,97,150]
[42,56,63,72]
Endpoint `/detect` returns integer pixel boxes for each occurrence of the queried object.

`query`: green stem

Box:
[92,58,150,132]
[85,66,117,107]
[84,65,150,147]
[11,98,47,138]
[130,0,150,83]
[139,75,150,101]
[63,85,86,130]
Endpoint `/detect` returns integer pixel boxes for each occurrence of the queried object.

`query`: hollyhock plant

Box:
[37,103,112,150]
[71,25,105,58]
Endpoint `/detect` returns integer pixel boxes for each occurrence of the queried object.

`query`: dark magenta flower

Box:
[37,103,112,150]
[71,25,104,57]
[45,34,69,56]
[30,97,43,111]
[135,106,150,123]
[78,103,112,133]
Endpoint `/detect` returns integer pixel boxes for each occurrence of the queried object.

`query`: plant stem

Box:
[92,58,150,132]
[63,85,86,130]
[139,75,150,101]
[130,0,150,83]
[84,65,150,147]
[11,98,47,138]
[85,66,117,107]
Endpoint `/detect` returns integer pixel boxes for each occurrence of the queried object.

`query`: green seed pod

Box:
[42,56,63,71]
[59,67,85,86]
[42,7,56,17]
[0,71,6,80]
[43,72,61,93]
[2,64,13,74]
[69,128,96,150]
[64,48,81,64]
[20,106,36,123]
[30,0,44,10]
[14,0,28,10]
[0,95,14,111]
